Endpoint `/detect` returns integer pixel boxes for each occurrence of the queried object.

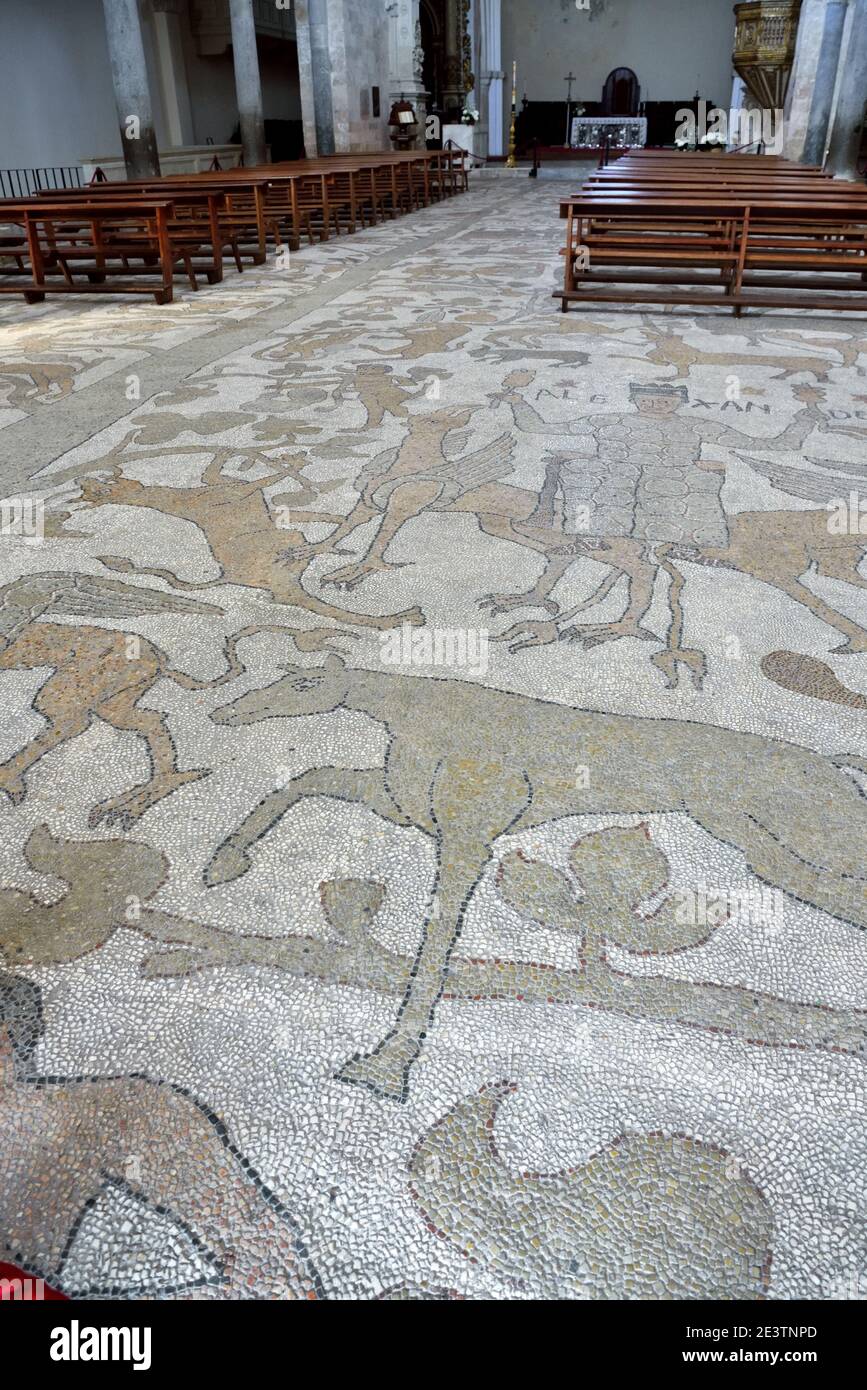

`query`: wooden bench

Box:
[134,174,270,264]
[0,198,177,302]
[38,183,233,288]
[1,152,468,306]
[557,154,867,315]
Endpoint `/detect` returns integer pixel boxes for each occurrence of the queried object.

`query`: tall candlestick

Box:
[506,60,518,167]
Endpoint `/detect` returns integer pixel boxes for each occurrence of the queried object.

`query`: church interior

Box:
[1,0,867,1320]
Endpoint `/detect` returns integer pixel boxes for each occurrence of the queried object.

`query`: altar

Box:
[570,115,647,150]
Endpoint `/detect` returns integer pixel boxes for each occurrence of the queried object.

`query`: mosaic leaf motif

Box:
[60,1181,223,1299]
[0,825,170,965]
[320,878,386,936]
[569,825,668,913]
[496,825,720,955]
[409,1083,773,1301]
[496,850,583,932]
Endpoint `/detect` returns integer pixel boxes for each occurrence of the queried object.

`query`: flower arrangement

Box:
[461,106,480,125]
[698,131,727,149]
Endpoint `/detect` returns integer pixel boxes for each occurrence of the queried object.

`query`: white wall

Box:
[178,29,240,147]
[0,0,122,168]
[0,0,302,171]
[501,0,736,126]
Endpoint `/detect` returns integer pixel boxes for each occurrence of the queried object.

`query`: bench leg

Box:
[183,254,199,291]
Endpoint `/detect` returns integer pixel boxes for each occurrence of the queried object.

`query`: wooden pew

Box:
[37,184,231,288]
[119,174,270,263]
[557,153,867,315]
[0,198,177,303]
[558,193,867,313]
[1,151,468,306]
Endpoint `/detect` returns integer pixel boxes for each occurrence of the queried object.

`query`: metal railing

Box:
[0,166,84,199]
[442,136,486,169]
[727,139,767,155]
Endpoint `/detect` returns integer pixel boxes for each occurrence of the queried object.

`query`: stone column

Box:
[727,73,765,151]
[784,0,826,159]
[826,0,867,177]
[785,0,850,163]
[729,74,747,119]
[307,0,336,155]
[152,0,195,149]
[294,2,320,157]
[465,0,477,112]
[101,0,161,177]
[801,0,848,164]
[227,0,267,166]
[480,0,503,155]
[462,0,486,155]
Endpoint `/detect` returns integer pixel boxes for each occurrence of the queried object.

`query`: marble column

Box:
[785,0,850,163]
[801,0,848,164]
[826,0,867,177]
[465,0,477,112]
[100,0,161,177]
[294,3,319,157]
[307,0,336,155]
[784,0,824,159]
[462,0,486,155]
[727,73,767,151]
[480,0,503,155]
[228,0,267,166]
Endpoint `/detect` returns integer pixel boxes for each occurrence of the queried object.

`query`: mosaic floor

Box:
[2,180,867,1301]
